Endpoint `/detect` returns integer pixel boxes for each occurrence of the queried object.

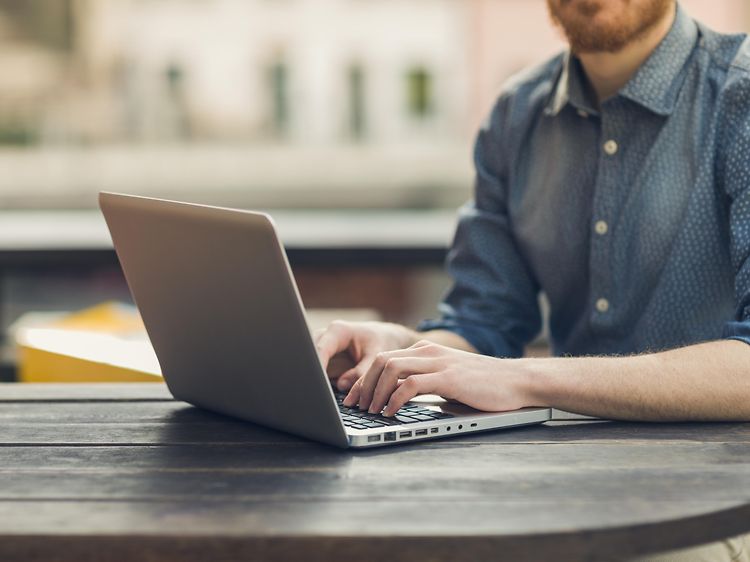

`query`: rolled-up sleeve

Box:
[418,100,542,357]
[720,77,750,345]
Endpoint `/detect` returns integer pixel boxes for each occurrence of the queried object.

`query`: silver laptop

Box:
[99,192,551,448]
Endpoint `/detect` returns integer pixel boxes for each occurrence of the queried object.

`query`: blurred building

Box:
[0,5,68,145]
[0,0,747,209]
[72,0,472,146]
[0,0,477,209]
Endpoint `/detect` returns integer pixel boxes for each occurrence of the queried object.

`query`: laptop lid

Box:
[99,192,349,448]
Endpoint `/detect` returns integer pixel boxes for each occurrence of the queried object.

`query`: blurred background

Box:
[0,0,747,380]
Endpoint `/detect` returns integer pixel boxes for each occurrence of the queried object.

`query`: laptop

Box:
[99,192,551,448]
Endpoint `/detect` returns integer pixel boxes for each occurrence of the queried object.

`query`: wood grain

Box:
[1,383,749,562]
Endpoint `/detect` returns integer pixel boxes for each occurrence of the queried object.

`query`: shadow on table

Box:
[155,404,340,446]
[152,403,468,457]
[154,403,584,453]
[154,403,750,456]
[129,405,355,503]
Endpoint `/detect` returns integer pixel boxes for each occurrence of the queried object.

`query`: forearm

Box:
[525,339,750,421]
[417,329,478,353]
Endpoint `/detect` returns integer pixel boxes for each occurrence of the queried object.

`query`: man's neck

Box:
[578,3,677,103]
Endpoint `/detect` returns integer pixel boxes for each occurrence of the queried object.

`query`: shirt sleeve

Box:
[720,75,750,345]
[417,99,542,357]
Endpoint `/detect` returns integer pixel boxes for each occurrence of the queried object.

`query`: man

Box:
[315,1,750,559]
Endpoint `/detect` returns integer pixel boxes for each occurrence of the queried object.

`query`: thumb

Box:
[335,354,376,391]
[315,324,354,369]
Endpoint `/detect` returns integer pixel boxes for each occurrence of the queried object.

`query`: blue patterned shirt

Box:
[420,6,750,357]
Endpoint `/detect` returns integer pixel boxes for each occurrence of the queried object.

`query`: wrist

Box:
[515,357,563,408]
[387,323,422,349]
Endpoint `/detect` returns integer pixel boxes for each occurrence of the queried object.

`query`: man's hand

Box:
[319,324,750,421]
[314,321,420,392]
[343,340,532,416]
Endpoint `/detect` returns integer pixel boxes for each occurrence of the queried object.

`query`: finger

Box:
[409,340,447,355]
[343,376,363,407]
[368,357,439,414]
[383,373,443,416]
[315,323,353,370]
[356,352,388,410]
[336,370,358,391]
[325,353,355,379]
[336,353,375,391]
[356,346,435,410]
[336,366,366,391]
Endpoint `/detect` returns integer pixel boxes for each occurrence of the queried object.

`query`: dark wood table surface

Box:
[2,383,750,562]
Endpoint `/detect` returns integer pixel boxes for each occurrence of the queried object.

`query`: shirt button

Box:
[596,298,610,313]
[594,220,609,235]
[577,109,589,118]
[603,139,618,155]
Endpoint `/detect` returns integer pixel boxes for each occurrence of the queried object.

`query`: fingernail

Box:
[368,407,377,414]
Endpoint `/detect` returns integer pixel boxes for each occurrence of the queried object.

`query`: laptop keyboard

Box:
[334,391,453,430]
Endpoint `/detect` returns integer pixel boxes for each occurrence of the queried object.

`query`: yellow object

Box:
[16,302,162,383]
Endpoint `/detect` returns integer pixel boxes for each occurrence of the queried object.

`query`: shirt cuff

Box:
[416,318,521,358]
[722,320,750,346]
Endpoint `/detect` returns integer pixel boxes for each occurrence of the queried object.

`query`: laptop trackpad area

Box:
[408,394,540,418]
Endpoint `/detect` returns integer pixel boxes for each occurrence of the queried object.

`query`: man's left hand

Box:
[342,341,533,416]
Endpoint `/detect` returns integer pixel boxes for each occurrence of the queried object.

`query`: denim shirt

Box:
[419,6,750,358]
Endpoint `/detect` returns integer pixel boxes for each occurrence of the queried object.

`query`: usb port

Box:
[430,428,439,434]
[367,435,381,443]
[415,429,428,436]
[384,432,396,442]
[399,431,412,438]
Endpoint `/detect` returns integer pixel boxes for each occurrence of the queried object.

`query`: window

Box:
[267,57,290,137]
[405,67,434,119]
[164,63,190,140]
[347,63,366,140]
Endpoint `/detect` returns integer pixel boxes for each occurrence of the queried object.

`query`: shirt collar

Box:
[545,5,698,117]
[545,52,598,117]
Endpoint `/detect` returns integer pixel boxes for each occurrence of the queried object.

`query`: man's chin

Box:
[567,33,635,54]
[548,0,674,55]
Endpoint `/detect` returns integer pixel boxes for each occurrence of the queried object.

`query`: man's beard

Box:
[547,0,674,54]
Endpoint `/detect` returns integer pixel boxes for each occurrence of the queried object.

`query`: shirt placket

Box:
[589,106,623,332]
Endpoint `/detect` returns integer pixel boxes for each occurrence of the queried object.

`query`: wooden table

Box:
[2,383,750,562]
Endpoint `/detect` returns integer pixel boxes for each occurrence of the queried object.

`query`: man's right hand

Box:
[313,320,419,392]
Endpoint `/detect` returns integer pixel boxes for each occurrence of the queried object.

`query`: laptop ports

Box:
[367,435,381,443]
[415,429,428,436]
[399,431,412,439]
[384,432,396,442]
